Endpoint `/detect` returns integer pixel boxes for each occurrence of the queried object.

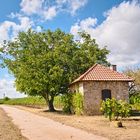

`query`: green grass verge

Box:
[0,96,63,109]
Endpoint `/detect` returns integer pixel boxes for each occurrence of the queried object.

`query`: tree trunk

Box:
[48,95,55,112]
[42,93,55,112]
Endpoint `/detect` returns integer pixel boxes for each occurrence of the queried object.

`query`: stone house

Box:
[70,64,133,115]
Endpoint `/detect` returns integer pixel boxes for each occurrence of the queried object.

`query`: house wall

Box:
[70,82,84,95]
[83,81,129,115]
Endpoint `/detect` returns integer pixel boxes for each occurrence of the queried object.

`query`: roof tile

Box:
[72,64,133,84]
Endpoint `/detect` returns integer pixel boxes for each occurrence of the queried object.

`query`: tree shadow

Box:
[42,109,72,116]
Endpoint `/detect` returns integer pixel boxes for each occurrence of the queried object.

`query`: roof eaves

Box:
[71,63,97,84]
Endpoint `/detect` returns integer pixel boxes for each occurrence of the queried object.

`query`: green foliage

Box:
[3,96,10,101]
[61,93,73,114]
[0,29,109,111]
[72,93,84,115]
[130,92,140,110]
[100,98,132,121]
[130,93,140,104]
[0,97,10,104]
[118,100,132,118]
[0,99,4,104]
[62,93,84,115]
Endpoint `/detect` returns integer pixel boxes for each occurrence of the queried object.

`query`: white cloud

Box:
[20,0,44,15]
[19,0,88,21]
[43,6,57,20]
[70,1,140,68]
[0,16,33,43]
[0,21,15,42]
[0,78,26,98]
[20,0,57,20]
[70,17,97,36]
[70,0,88,15]
[56,0,87,15]
[0,79,7,89]
[12,16,33,37]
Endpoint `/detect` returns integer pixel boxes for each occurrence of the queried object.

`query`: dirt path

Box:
[15,106,140,140]
[0,107,28,140]
[0,105,108,140]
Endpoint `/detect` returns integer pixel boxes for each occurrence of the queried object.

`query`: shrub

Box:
[61,93,73,114]
[62,93,84,115]
[100,98,131,121]
[4,96,10,101]
[130,92,140,110]
[130,92,140,104]
[73,93,84,115]
[118,100,132,118]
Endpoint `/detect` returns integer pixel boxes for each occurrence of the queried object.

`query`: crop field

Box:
[0,96,63,109]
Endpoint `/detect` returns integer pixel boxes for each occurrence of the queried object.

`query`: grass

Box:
[0,96,63,109]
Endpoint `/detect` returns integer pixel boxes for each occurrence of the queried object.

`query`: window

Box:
[102,89,111,101]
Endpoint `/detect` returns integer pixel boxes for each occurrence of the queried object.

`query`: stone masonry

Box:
[70,81,129,115]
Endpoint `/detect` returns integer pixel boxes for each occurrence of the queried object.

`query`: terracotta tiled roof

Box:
[71,64,133,84]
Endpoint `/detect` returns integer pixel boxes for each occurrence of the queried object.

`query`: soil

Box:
[16,106,140,140]
[0,108,28,140]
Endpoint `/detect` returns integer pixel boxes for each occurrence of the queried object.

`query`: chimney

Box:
[110,65,117,71]
[112,65,117,71]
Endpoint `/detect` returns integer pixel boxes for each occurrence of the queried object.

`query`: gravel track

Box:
[1,105,108,140]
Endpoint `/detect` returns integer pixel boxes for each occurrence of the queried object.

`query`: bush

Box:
[62,93,84,115]
[73,93,84,115]
[61,93,73,114]
[4,97,10,101]
[100,98,131,121]
[130,93,140,110]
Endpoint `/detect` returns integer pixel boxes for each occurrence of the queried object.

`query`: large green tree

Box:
[0,29,109,111]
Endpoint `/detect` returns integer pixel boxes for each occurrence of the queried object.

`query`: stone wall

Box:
[83,81,129,115]
[69,82,84,95]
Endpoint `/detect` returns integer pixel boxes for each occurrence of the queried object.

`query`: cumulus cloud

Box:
[0,16,33,43]
[43,6,57,20]
[0,78,26,98]
[70,1,140,68]
[56,0,87,15]
[70,17,97,36]
[19,0,87,21]
[20,0,44,15]
[69,0,88,15]
[0,79,7,89]
[0,21,15,42]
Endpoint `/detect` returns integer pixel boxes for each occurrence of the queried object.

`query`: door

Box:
[102,89,111,101]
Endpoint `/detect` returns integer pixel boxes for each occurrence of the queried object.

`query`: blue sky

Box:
[0,0,140,98]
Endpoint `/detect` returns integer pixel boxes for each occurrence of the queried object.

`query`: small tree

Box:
[100,98,131,121]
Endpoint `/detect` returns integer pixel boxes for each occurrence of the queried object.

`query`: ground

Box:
[0,108,28,140]
[0,106,140,140]
[17,106,140,140]
[1,105,107,140]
